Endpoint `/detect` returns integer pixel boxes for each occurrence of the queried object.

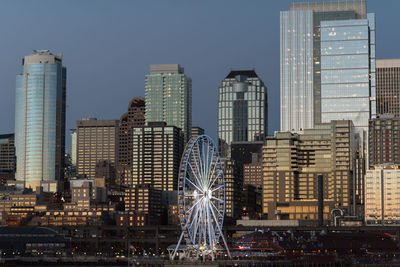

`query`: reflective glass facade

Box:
[218,70,268,157]
[145,64,192,142]
[280,10,314,132]
[15,50,66,191]
[320,14,376,136]
[280,1,372,133]
[365,166,400,225]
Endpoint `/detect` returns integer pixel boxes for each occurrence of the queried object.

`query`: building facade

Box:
[117,97,146,184]
[76,118,118,178]
[320,14,376,136]
[365,165,400,225]
[376,59,400,117]
[218,70,268,157]
[191,126,205,138]
[70,129,77,166]
[15,50,66,192]
[280,0,375,134]
[145,64,192,142]
[0,134,15,180]
[222,158,243,220]
[124,122,183,212]
[368,115,400,168]
[263,120,360,221]
[243,152,263,188]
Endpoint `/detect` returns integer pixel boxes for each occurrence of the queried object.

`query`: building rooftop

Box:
[225,70,258,79]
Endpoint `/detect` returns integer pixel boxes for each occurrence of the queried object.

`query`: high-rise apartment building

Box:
[218,70,268,157]
[145,64,192,142]
[124,122,183,211]
[368,115,400,168]
[191,126,205,138]
[15,50,66,192]
[117,97,146,184]
[376,59,400,117]
[263,120,360,221]
[365,165,400,225]
[280,0,375,134]
[76,118,118,178]
[0,134,15,180]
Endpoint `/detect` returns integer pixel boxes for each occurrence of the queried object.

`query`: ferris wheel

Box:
[171,135,231,260]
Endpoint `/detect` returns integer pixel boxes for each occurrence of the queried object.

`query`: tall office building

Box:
[0,134,15,180]
[218,70,268,157]
[76,118,118,178]
[15,50,66,192]
[365,165,400,225]
[376,59,400,117]
[280,0,375,134]
[145,64,192,142]
[124,122,183,211]
[263,121,360,221]
[117,97,146,184]
[320,14,376,136]
[368,115,400,168]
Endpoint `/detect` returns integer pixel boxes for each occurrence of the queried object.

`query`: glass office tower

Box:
[15,50,66,192]
[280,0,373,133]
[218,70,268,157]
[320,14,376,136]
[145,64,192,142]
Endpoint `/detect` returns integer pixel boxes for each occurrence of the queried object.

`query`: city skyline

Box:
[1,0,400,150]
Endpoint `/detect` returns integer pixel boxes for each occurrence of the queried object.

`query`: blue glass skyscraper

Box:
[15,50,66,192]
[280,0,374,134]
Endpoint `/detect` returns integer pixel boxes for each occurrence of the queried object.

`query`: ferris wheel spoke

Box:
[186,196,203,215]
[210,200,223,219]
[206,146,215,183]
[206,205,213,250]
[204,139,210,178]
[211,196,224,203]
[209,204,223,239]
[185,177,203,193]
[209,169,222,190]
[196,142,204,178]
[207,156,219,188]
[211,184,225,193]
[188,161,204,188]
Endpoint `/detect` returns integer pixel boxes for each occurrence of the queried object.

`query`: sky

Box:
[1,0,400,151]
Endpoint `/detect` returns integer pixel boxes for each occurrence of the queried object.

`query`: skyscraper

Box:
[376,59,400,117]
[124,122,183,211]
[76,118,118,178]
[280,0,375,134]
[218,70,268,157]
[15,50,66,192]
[117,97,146,184]
[320,14,376,136]
[145,64,192,142]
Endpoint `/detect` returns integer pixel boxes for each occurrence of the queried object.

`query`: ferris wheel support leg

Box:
[171,232,184,260]
[220,231,232,259]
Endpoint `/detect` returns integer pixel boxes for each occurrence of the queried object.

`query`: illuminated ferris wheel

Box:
[171,135,231,260]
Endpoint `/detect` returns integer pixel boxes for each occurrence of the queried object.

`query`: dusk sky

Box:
[1,0,400,151]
